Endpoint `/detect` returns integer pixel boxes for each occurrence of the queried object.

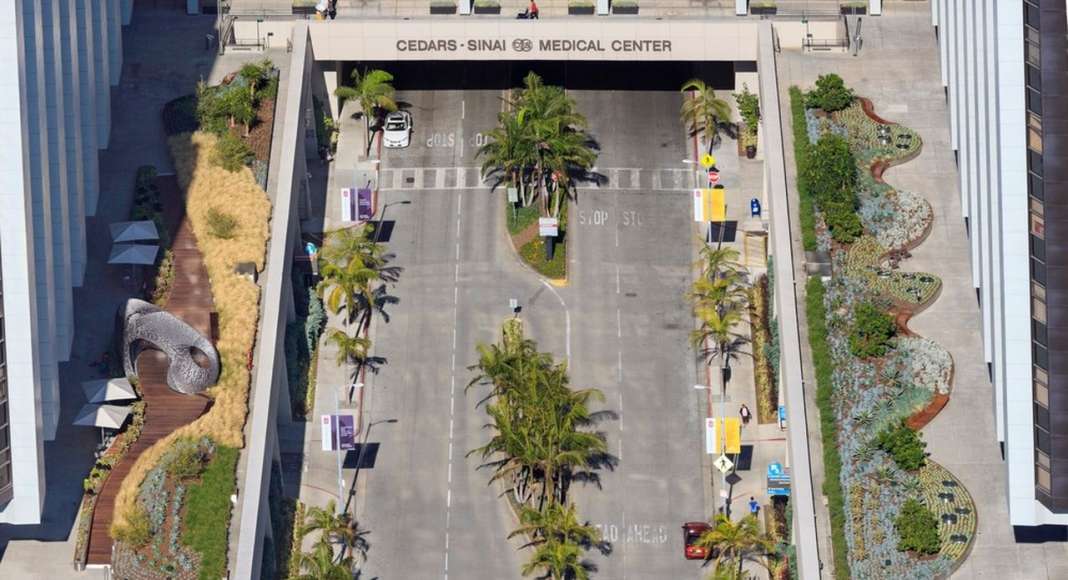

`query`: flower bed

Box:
[750,275,779,423]
[797,79,974,578]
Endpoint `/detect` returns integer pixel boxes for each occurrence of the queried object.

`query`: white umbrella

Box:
[109,220,160,243]
[73,403,132,429]
[108,243,159,265]
[81,378,138,403]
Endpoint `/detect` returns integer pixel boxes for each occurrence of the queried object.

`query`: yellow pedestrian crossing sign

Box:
[700,153,716,169]
[693,188,727,222]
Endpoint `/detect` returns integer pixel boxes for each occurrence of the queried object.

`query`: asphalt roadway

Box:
[354,88,706,580]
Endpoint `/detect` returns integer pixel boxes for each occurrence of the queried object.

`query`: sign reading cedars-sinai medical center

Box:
[395,37,674,56]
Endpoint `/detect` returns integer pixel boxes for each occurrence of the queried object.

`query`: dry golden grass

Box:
[111,132,271,535]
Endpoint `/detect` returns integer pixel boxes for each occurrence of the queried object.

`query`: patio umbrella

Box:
[108,243,159,265]
[81,377,138,404]
[73,403,132,444]
[109,220,160,243]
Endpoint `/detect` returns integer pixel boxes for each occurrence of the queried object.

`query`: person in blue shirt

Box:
[749,497,760,516]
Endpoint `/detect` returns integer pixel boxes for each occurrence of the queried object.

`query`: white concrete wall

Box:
[0,0,126,524]
[933,0,1062,527]
[0,0,46,526]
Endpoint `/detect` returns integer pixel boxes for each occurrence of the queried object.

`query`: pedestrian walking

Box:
[529,0,539,19]
[749,496,760,516]
[739,403,752,426]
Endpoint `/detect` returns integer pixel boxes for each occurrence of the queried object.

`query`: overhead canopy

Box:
[109,220,160,243]
[81,377,138,403]
[73,403,132,429]
[109,243,159,265]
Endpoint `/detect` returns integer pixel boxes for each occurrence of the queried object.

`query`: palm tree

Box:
[510,502,601,549]
[335,68,398,156]
[325,327,373,380]
[294,540,356,580]
[681,78,733,154]
[300,500,370,564]
[520,538,591,580]
[690,306,748,370]
[479,112,537,207]
[696,514,775,577]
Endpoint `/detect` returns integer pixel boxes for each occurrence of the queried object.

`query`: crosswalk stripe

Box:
[377,167,695,191]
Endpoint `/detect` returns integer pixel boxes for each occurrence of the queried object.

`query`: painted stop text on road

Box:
[425,131,490,148]
[577,209,643,227]
[594,523,670,545]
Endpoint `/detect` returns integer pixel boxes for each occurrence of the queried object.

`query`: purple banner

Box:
[357,188,373,221]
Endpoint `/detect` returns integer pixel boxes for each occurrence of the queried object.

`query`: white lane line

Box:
[616,309,622,338]
[618,392,624,432]
[444,191,463,580]
[618,351,623,383]
[565,310,572,361]
[615,224,619,248]
[616,265,621,294]
[618,438,623,461]
[461,100,465,119]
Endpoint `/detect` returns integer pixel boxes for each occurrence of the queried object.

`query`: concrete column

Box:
[61,0,87,289]
[458,0,471,15]
[974,0,993,364]
[947,0,959,152]
[75,0,100,216]
[323,63,340,121]
[736,0,747,16]
[22,0,61,441]
[121,0,133,25]
[984,0,1004,443]
[108,0,121,86]
[937,0,948,88]
[93,0,110,148]
[41,0,74,363]
[869,0,881,16]
[274,331,293,427]
[931,0,939,27]
[0,0,47,525]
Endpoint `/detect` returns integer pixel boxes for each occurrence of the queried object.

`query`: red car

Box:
[683,522,714,560]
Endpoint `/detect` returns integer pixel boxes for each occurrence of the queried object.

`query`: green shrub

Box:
[206,207,239,239]
[195,83,229,135]
[212,132,253,172]
[734,84,760,137]
[805,277,850,579]
[805,74,855,112]
[165,439,210,481]
[801,134,861,244]
[789,88,817,251]
[849,302,896,358]
[305,288,326,352]
[520,236,567,279]
[875,421,928,471]
[895,499,941,554]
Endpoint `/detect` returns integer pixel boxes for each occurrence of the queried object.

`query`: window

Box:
[1033,258,1047,285]
[1031,197,1045,216]
[1030,172,1044,200]
[1031,214,1045,238]
[1032,235,1046,262]
[1038,464,1052,493]
[1034,320,1048,346]
[1034,297,1047,323]
[1036,366,1049,386]
[1036,380,1049,406]
[1036,403,1051,430]
[1037,426,1051,453]
[1026,28,1041,67]
[1027,64,1042,91]
[1038,449,1051,470]
[1034,342,1049,369]
[1028,89,1043,115]
[1029,113,1043,154]
[1029,150,1044,176]
[1026,2,1041,29]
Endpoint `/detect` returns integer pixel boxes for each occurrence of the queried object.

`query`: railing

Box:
[802,37,849,51]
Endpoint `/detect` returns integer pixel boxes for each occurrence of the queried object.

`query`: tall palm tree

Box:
[294,540,356,580]
[335,68,398,155]
[325,327,374,380]
[479,112,537,207]
[690,306,748,370]
[681,79,733,154]
[300,500,370,563]
[696,514,775,577]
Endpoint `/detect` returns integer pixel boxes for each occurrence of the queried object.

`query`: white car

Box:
[382,111,412,149]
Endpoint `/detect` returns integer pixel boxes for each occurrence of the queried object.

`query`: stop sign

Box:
[708,170,720,186]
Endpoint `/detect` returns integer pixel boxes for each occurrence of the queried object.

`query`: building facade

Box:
[931,0,1068,526]
[0,0,130,525]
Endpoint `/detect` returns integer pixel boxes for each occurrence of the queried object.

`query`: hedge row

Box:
[789,87,818,251]
[805,277,851,579]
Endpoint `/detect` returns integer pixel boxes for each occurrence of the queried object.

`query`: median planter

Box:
[750,2,777,14]
[473,0,501,13]
[430,1,457,13]
[611,0,639,14]
[569,1,595,14]
[840,2,867,14]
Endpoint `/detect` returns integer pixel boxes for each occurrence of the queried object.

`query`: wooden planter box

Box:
[569,5,595,14]
[474,4,501,13]
[751,5,777,14]
[612,4,639,14]
[430,4,457,13]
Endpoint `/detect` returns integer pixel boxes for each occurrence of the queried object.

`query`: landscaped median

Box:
[104,61,276,579]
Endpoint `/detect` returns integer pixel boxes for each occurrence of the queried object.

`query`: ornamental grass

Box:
[111,131,271,536]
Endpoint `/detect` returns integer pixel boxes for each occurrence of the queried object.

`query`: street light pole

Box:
[344,417,397,514]
[372,199,411,246]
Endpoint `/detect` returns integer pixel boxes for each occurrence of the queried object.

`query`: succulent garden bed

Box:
[794,76,975,579]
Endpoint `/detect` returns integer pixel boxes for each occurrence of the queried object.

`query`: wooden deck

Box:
[85,176,215,566]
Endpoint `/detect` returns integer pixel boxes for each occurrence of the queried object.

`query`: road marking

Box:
[618,438,623,461]
[565,310,571,361]
[616,266,621,294]
[444,191,464,580]
[447,488,452,507]
[461,100,465,120]
[616,309,622,338]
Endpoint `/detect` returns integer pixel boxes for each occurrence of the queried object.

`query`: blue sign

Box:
[305,242,318,256]
[750,197,762,217]
[767,461,791,497]
[767,462,784,478]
